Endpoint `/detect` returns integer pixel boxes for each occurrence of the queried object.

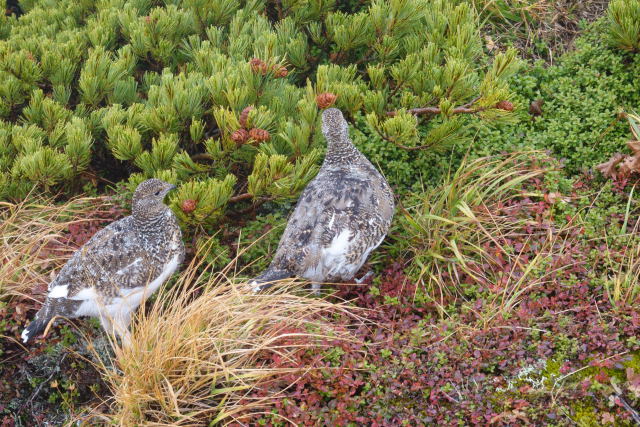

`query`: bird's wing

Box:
[270,179,324,269]
[46,216,162,300]
[317,188,387,253]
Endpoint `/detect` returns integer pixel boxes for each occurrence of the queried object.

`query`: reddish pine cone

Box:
[239,106,254,128]
[249,58,262,71]
[495,100,514,111]
[316,92,337,109]
[249,58,267,74]
[275,66,288,78]
[181,199,197,213]
[231,129,249,144]
[249,128,270,142]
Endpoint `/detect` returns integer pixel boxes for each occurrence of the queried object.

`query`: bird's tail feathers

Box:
[21,315,49,343]
[249,267,292,292]
[21,301,55,344]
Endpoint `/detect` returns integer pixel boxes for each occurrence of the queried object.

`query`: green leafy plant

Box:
[0,0,519,231]
[471,21,640,174]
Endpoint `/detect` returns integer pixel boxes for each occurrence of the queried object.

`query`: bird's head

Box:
[132,179,176,221]
[321,108,349,143]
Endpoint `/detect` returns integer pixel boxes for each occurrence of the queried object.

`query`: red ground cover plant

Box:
[243,171,640,426]
[3,167,640,426]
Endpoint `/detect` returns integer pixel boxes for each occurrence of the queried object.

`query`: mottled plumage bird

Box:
[22,179,184,344]
[251,108,394,291]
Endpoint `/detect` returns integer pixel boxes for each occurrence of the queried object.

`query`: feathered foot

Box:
[354,271,374,284]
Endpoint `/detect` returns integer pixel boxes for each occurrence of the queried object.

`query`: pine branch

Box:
[373,126,441,152]
[191,153,214,162]
[386,97,483,117]
[228,192,253,203]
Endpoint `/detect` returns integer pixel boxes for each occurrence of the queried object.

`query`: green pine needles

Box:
[608,0,640,53]
[0,0,519,228]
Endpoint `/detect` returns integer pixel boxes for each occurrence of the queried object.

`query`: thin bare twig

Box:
[611,382,640,425]
[617,393,640,425]
[386,96,484,117]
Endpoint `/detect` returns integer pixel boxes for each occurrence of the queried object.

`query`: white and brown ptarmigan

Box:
[251,108,394,292]
[21,179,184,344]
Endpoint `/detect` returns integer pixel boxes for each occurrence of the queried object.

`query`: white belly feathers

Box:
[304,228,361,282]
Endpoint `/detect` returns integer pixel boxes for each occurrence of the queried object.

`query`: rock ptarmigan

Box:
[21,179,184,344]
[251,108,394,291]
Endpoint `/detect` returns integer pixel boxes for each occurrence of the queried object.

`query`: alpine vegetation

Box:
[251,108,394,292]
[0,0,518,230]
[21,179,184,344]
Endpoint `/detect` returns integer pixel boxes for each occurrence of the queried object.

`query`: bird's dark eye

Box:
[154,191,161,196]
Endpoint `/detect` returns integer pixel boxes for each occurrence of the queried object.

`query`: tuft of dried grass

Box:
[602,242,640,309]
[404,153,546,292]
[92,240,361,426]
[0,196,115,302]
[402,152,578,322]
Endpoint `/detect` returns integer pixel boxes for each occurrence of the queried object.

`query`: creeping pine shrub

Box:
[0,0,519,230]
[471,19,640,174]
[352,112,478,191]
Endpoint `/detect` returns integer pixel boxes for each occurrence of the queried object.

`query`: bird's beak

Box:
[162,185,177,197]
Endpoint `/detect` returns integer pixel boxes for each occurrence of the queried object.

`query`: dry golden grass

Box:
[0,196,114,302]
[597,188,640,309]
[602,242,640,309]
[404,153,547,295]
[87,239,362,426]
